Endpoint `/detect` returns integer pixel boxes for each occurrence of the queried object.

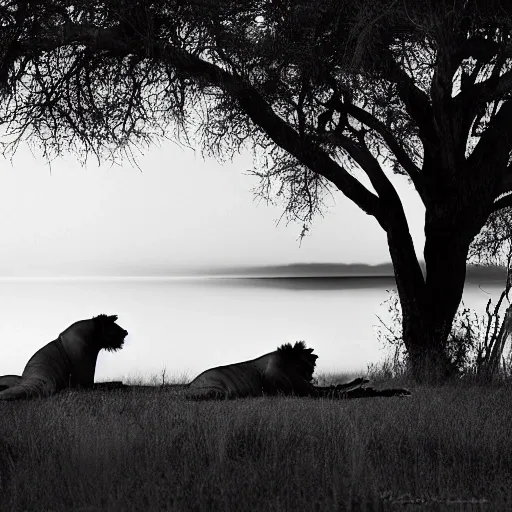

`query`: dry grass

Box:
[0,377,511,511]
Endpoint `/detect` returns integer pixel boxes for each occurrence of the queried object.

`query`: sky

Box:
[0,141,426,276]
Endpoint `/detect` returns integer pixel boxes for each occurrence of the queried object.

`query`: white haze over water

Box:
[0,278,505,382]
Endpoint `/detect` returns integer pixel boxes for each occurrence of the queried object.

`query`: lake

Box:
[0,277,506,382]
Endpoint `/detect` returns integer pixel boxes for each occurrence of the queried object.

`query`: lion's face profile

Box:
[63,314,128,352]
[276,341,318,383]
[94,314,128,352]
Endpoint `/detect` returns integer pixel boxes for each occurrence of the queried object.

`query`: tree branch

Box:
[468,100,512,173]
[145,43,385,220]
[453,39,512,146]
[457,37,512,63]
[455,67,512,119]
[15,23,133,57]
[492,162,512,208]
[493,161,512,211]
[380,52,437,148]
[493,193,512,212]
[344,103,426,202]
[4,21,385,220]
[325,130,398,205]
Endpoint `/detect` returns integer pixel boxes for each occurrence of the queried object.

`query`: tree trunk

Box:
[414,216,471,380]
[386,205,472,383]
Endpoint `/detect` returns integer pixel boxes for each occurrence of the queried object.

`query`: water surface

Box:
[0,277,505,381]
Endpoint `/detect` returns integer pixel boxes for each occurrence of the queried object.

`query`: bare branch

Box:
[344,103,425,201]
[379,51,437,148]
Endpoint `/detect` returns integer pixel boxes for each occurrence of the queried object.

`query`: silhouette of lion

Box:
[0,314,127,401]
[185,341,410,399]
[0,375,21,392]
[0,436,17,492]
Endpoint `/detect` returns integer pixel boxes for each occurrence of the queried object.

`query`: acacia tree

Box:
[2,0,512,381]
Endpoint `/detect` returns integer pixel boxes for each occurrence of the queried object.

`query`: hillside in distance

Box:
[201,262,508,282]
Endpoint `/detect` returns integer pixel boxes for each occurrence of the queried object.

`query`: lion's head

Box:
[93,314,127,351]
[277,341,318,382]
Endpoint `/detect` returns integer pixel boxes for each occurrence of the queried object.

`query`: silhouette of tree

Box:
[2,0,512,381]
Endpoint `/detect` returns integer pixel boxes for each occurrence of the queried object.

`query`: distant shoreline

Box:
[0,265,506,283]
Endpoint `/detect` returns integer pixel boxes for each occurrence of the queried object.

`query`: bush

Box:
[375,289,511,377]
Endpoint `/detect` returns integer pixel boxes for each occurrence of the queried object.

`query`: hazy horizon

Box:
[0,140,429,277]
[0,260,506,280]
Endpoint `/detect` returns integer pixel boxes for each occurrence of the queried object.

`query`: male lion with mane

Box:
[185,341,410,399]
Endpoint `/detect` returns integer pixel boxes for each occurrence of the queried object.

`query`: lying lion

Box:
[185,341,410,399]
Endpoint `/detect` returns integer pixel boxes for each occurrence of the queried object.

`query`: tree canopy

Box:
[2,0,512,380]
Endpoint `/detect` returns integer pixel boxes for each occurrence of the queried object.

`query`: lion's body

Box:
[0,314,127,401]
[188,358,268,399]
[0,375,21,392]
[186,343,318,399]
[186,341,411,400]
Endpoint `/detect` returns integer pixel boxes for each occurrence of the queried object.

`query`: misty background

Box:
[0,142,503,380]
[0,142,426,276]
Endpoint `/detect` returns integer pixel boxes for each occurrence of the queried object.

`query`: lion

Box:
[0,314,127,400]
[0,375,21,392]
[185,341,410,399]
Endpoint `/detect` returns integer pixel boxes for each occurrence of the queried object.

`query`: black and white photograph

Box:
[0,1,511,510]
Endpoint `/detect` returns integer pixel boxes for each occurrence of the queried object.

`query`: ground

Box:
[0,378,510,511]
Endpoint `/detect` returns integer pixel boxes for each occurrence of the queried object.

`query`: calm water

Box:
[0,277,505,381]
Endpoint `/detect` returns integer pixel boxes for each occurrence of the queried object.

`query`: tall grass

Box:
[375,288,512,379]
[1,380,511,511]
